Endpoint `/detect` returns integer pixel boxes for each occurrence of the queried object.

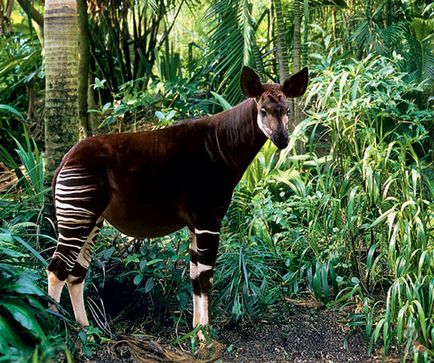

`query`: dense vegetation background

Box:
[0,0,433,361]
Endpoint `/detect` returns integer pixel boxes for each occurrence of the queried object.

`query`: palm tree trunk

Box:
[302,0,309,68]
[274,0,289,82]
[292,0,301,130]
[44,0,79,222]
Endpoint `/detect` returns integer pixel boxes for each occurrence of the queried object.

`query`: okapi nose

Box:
[272,132,289,149]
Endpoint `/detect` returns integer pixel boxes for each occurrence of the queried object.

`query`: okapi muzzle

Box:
[46,65,309,341]
[271,123,289,149]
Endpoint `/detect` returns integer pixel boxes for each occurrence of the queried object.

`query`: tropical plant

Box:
[0,224,70,362]
[298,51,434,359]
[0,128,45,225]
[87,0,192,94]
[205,0,266,105]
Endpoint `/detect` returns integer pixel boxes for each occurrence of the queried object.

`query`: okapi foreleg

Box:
[189,227,219,330]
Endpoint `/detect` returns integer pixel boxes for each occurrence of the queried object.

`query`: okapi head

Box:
[240,66,309,149]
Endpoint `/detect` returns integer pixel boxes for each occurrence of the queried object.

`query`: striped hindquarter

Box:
[47,166,107,326]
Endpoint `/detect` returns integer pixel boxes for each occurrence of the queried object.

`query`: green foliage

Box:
[0,33,42,109]
[0,29,43,151]
[0,225,68,362]
[156,38,182,83]
[0,1,433,361]
[77,326,110,358]
[90,70,216,131]
[0,128,45,228]
[87,0,194,94]
[349,2,433,89]
[205,0,266,105]
[298,53,433,359]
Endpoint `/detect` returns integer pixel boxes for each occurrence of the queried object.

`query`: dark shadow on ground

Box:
[87,299,386,362]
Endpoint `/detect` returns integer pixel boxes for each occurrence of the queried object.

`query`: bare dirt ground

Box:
[85,300,388,363]
[218,305,369,362]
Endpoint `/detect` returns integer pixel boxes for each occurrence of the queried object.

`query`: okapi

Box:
[47,66,308,334]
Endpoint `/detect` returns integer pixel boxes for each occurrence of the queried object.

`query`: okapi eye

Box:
[260,109,267,117]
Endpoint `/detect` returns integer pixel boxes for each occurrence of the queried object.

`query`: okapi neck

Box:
[213,98,267,175]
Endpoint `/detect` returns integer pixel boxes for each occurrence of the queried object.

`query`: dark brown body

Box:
[54,98,265,238]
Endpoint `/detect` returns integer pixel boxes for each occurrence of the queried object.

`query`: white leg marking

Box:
[197,262,213,273]
[56,175,92,182]
[57,241,83,249]
[48,271,66,304]
[56,196,93,202]
[67,278,89,326]
[190,234,197,253]
[200,293,209,325]
[190,261,199,280]
[193,293,202,327]
[194,228,220,235]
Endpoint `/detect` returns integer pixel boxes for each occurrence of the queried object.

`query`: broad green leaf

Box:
[0,316,27,352]
[1,301,45,340]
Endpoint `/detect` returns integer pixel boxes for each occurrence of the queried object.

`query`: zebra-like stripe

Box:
[57,241,84,249]
[55,201,96,215]
[56,212,95,221]
[58,234,88,243]
[52,167,102,273]
[194,228,220,235]
[53,251,77,268]
[56,225,90,230]
[75,219,103,268]
[56,186,98,194]
[57,174,93,182]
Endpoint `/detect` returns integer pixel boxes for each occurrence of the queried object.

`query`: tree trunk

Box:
[293,0,305,154]
[87,72,99,132]
[274,0,289,82]
[302,0,309,68]
[44,0,79,224]
[77,0,91,136]
[292,0,301,131]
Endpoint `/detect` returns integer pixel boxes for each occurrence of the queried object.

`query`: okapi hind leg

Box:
[47,270,66,312]
[66,218,103,326]
[47,166,108,325]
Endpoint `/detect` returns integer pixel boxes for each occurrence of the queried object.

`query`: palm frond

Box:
[205,0,264,105]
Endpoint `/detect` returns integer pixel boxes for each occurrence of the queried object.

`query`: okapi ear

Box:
[240,66,263,98]
[282,67,309,98]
